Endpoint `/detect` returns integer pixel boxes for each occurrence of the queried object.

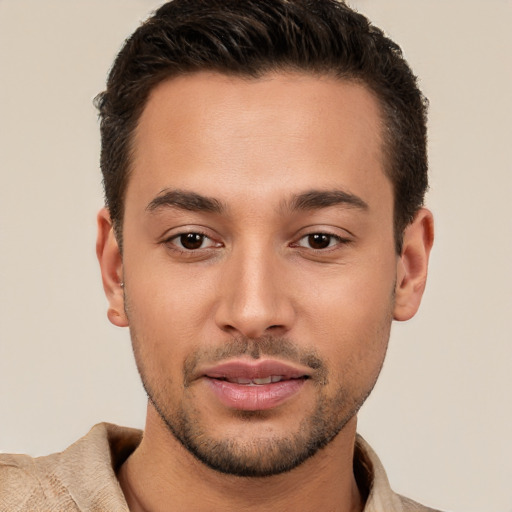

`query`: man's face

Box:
[119,72,399,476]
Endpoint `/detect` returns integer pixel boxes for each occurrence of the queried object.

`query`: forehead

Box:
[128,71,390,211]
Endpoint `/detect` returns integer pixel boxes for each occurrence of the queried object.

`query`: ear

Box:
[96,208,129,327]
[393,208,434,321]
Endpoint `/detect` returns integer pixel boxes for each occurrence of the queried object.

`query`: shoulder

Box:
[0,423,141,512]
[355,434,445,512]
[0,450,68,511]
[397,494,444,512]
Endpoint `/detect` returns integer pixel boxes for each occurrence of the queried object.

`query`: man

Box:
[0,0,437,510]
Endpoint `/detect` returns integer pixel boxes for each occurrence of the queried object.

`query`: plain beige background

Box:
[0,1,511,511]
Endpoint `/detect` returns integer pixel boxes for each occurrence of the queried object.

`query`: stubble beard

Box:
[130,334,388,478]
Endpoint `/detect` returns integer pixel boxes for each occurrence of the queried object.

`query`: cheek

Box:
[301,258,396,327]
[124,253,217,334]
[298,257,395,370]
[314,291,392,401]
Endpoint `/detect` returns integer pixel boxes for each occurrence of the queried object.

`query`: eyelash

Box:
[163,230,350,256]
[164,231,221,254]
[292,232,351,251]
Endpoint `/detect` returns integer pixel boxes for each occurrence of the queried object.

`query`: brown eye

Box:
[167,232,215,251]
[165,231,222,256]
[307,234,332,249]
[295,233,346,250]
[178,233,206,250]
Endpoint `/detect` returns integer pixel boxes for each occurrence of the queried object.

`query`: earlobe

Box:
[96,208,129,328]
[393,208,434,321]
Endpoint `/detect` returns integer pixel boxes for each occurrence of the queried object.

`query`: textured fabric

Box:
[0,424,140,512]
[353,437,441,512]
[0,423,441,511]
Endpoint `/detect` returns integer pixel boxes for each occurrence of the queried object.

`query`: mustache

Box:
[183,335,328,385]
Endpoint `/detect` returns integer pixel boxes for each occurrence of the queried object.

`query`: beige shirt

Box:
[0,423,441,511]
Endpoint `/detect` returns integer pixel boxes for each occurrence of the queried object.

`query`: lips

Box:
[200,359,310,411]
[221,375,286,385]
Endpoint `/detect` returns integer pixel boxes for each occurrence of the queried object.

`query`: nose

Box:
[214,243,296,339]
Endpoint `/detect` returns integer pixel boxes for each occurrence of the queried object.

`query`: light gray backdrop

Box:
[1,2,511,511]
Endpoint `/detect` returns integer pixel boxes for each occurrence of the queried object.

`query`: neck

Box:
[118,405,363,512]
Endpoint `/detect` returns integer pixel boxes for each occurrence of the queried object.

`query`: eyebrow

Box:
[146,187,368,216]
[146,189,224,214]
[286,189,368,212]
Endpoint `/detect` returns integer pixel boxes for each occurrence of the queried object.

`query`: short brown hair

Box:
[96,0,428,253]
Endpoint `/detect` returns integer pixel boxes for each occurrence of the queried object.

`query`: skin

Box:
[97,72,433,512]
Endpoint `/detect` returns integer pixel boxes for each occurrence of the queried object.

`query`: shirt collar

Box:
[63,424,404,511]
